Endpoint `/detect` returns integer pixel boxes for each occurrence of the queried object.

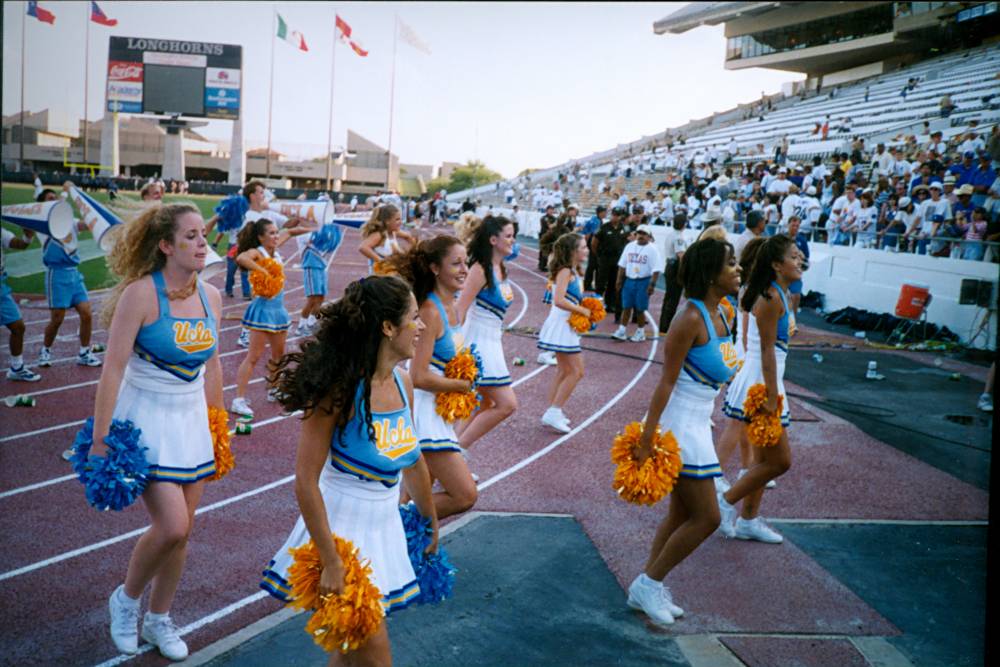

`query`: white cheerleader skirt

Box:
[722,353,791,427]
[260,465,420,615]
[242,292,290,333]
[463,307,511,387]
[658,384,722,479]
[113,357,215,484]
[537,306,581,354]
[413,371,461,453]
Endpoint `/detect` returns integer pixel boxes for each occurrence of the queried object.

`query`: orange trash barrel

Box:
[895,283,931,319]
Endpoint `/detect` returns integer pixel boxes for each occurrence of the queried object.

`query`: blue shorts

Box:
[621,277,651,312]
[45,267,88,310]
[788,279,803,295]
[303,266,327,297]
[1,275,22,326]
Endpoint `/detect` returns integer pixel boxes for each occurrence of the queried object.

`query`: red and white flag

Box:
[336,14,368,57]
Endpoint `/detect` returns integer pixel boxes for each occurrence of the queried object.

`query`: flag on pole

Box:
[27,1,56,25]
[276,13,308,52]
[336,15,369,57]
[90,1,117,27]
[398,18,431,56]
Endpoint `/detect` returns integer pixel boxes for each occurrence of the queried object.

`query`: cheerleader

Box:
[294,224,342,337]
[388,236,478,518]
[261,276,438,666]
[455,216,518,450]
[94,204,224,660]
[537,233,590,433]
[231,217,313,418]
[627,238,741,625]
[536,281,557,366]
[358,204,415,274]
[718,235,802,544]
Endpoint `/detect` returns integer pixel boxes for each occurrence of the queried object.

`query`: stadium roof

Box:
[653,2,783,34]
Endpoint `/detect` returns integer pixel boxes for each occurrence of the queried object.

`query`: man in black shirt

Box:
[537,204,557,270]
[593,208,630,323]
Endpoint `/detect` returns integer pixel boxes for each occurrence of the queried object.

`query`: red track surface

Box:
[0,228,988,666]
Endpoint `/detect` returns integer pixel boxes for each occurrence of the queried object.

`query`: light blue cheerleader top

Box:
[133,271,218,382]
[681,299,739,391]
[42,233,81,269]
[771,280,793,353]
[329,367,421,488]
[474,266,514,320]
[427,292,463,371]
[564,275,583,306]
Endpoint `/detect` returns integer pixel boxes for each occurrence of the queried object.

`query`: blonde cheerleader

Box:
[717,235,802,544]
[95,204,224,660]
[358,204,415,274]
[261,276,438,666]
[536,233,591,433]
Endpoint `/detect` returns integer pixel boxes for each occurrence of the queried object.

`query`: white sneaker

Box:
[230,396,254,418]
[626,575,674,626]
[717,492,736,538]
[537,351,557,366]
[78,349,103,367]
[38,347,52,367]
[266,388,279,403]
[556,408,571,430]
[612,325,628,341]
[141,613,189,661]
[61,448,75,461]
[7,365,41,381]
[295,322,312,338]
[108,585,140,655]
[237,329,250,348]
[630,329,646,343]
[661,584,685,618]
[734,517,784,544]
[738,467,776,489]
[714,475,731,494]
[978,393,993,413]
[541,407,571,433]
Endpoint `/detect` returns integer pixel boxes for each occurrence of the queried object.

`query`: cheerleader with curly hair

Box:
[536,233,591,433]
[230,217,313,419]
[387,236,479,518]
[717,235,802,544]
[358,204,415,274]
[94,204,224,660]
[261,276,438,666]
[627,238,741,626]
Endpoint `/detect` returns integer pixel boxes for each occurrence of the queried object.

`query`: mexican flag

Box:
[276,14,308,52]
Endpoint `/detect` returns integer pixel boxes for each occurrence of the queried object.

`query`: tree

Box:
[448,160,502,193]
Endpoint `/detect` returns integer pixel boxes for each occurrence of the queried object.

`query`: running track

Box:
[0,226,988,666]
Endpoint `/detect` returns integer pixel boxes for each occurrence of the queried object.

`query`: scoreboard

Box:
[107,37,242,120]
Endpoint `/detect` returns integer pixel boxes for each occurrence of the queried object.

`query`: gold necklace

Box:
[165,274,198,301]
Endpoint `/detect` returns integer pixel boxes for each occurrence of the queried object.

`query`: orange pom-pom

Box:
[443,348,479,383]
[206,406,234,481]
[372,260,391,276]
[610,421,682,506]
[249,257,285,298]
[286,535,385,654]
[720,298,736,328]
[435,348,481,422]
[582,297,606,325]
[742,384,784,447]
[569,312,591,334]
[742,383,769,417]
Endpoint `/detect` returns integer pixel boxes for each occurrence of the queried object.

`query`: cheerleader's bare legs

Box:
[643,478,720,580]
[234,330,287,402]
[329,625,391,667]
[548,352,584,409]
[722,428,791,519]
[123,481,205,613]
[457,385,517,450]
[423,451,477,519]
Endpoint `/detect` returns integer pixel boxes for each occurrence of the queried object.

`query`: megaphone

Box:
[269,199,335,225]
[65,184,122,252]
[201,247,226,280]
[2,200,75,240]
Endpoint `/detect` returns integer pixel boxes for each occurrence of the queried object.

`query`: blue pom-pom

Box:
[71,417,150,511]
[398,503,457,605]
[504,242,520,262]
[468,344,485,391]
[311,223,342,254]
[214,194,249,233]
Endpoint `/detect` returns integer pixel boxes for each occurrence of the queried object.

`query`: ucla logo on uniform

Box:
[500,283,514,303]
[173,321,216,354]
[374,416,417,460]
[721,341,739,369]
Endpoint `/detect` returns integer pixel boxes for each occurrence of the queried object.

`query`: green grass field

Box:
[2,183,223,294]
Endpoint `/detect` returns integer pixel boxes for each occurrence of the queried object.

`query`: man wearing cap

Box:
[593,208,630,323]
[797,185,821,236]
[954,184,976,222]
[789,165,805,189]
[612,225,662,343]
[537,204,558,270]
[767,167,792,195]
[909,163,935,196]
[918,181,953,255]
[830,185,861,245]
[927,131,947,156]
[888,196,916,251]
[942,173,958,205]
[582,205,606,292]
[950,151,978,188]
[971,153,996,208]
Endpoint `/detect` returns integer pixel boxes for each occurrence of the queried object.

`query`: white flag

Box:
[398,18,431,56]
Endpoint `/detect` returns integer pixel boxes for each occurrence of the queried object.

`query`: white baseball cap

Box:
[806,186,817,195]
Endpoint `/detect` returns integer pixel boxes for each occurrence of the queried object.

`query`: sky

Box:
[2,1,803,178]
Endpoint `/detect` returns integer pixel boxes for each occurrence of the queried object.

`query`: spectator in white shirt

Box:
[872,143,895,178]
[798,186,822,236]
[830,186,861,245]
[920,181,954,255]
[856,190,879,247]
[32,173,43,199]
[657,213,689,334]
[767,168,792,195]
[780,185,801,227]
[613,225,662,342]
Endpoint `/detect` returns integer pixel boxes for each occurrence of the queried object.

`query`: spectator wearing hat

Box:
[927,131,947,156]
[593,208,630,322]
[830,185,861,245]
[582,206,606,291]
[612,225,662,343]
[767,168,792,195]
[950,152,979,188]
[789,165,805,189]
[909,163,935,195]
[920,181,954,256]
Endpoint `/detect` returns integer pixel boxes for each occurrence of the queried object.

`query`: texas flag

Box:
[27,1,55,25]
[90,1,118,27]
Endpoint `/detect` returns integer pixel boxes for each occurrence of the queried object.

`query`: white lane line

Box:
[507,279,529,329]
[0,474,77,499]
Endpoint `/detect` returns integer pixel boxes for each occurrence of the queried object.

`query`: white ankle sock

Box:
[145,611,169,622]
[79,346,90,356]
[10,355,23,369]
[639,573,660,588]
[117,587,140,607]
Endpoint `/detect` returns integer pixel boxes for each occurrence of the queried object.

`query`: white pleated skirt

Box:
[113,357,215,484]
[260,464,419,614]
[413,374,461,453]
[463,307,510,386]
[658,384,722,479]
[537,306,581,354]
[722,353,791,426]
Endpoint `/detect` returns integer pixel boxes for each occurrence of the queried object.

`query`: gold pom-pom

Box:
[435,347,481,422]
[206,406,234,481]
[568,297,607,334]
[610,421,682,506]
[569,312,591,334]
[287,535,385,654]
[249,257,285,298]
[742,383,784,447]
[720,298,736,329]
[372,260,391,276]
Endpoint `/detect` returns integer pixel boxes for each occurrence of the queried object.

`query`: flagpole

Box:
[83,3,91,165]
[20,4,26,171]
[324,13,338,192]
[266,8,277,179]
[385,13,398,193]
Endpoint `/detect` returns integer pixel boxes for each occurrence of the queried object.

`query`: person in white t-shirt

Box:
[612,225,662,343]
[855,191,879,247]
[767,168,792,195]
[830,186,861,245]
[780,185,801,229]
[32,173,43,199]
[918,182,953,255]
[796,187,822,236]
[504,186,515,204]
[763,194,781,232]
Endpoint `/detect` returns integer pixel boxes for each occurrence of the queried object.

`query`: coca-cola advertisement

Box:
[108,60,143,83]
